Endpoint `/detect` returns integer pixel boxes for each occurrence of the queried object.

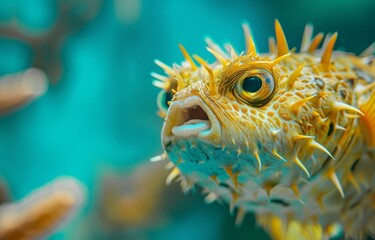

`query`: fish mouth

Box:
[162,96,221,148]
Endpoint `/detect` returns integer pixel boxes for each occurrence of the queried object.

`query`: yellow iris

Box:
[234,69,275,107]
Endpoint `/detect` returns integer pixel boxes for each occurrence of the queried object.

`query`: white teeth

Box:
[172,120,211,137]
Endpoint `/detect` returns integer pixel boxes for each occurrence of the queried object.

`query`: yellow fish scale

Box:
[152,20,375,239]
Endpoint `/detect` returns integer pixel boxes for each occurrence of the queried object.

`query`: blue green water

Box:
[0,0,374,239]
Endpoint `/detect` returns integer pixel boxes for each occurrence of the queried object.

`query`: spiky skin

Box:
[153,21,375,239]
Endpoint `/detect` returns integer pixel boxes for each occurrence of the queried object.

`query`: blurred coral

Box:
[99,161,170,227]
[0,177,85,240]
[0,0,102,83]
[0,68,47,115]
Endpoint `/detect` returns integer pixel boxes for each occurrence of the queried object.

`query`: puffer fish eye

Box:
[157,90,173,112]
[234,69,275,107]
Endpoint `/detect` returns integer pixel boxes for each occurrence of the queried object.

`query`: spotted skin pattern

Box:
[152,20,375,239]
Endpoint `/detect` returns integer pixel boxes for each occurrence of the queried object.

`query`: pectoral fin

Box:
[257,214,324,240]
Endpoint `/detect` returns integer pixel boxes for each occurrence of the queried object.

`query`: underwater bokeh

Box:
[0,0,373,239]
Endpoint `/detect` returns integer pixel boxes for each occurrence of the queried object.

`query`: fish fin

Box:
[359,90,375,147]
[257,214,324,240]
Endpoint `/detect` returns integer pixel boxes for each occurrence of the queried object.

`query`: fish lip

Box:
[162,95,221,148]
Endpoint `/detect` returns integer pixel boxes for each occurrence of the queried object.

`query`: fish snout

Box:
[161,96,221,149]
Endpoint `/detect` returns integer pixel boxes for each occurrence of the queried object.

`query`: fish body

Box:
[152,20,375,239]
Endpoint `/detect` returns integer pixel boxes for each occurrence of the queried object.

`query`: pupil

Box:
[242,76,262,93]
[164,91,173,108]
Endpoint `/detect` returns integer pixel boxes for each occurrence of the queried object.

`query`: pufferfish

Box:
[151,20,375,240]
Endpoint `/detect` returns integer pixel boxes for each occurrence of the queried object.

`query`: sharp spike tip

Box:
[274,19,289,57]
[178,44,198,70]
[242,22,257,55]
[321,32,338,67]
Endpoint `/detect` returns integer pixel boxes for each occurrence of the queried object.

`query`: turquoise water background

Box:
[0,0,374,239]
